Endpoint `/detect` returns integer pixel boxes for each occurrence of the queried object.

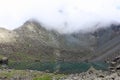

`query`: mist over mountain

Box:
[0,0,120,34]
[0,20,119,62]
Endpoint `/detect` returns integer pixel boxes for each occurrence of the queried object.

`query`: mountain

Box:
[0,28,18,43]
[0,20,120,62]
[91,24,120,61]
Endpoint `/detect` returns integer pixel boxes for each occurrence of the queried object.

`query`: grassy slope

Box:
[0,69,65,80]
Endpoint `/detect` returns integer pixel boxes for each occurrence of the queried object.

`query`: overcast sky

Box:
[0,0,120,33]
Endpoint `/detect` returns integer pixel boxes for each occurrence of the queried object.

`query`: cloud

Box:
[0,0,120,33]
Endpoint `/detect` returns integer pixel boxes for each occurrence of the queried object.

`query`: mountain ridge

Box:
[0,20,119,62]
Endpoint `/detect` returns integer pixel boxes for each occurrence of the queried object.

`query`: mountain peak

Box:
[23,19,41,27]
[14,19,47,33]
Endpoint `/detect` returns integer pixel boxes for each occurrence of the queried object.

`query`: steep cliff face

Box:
[91,24,120,61]
[0,20,119,62]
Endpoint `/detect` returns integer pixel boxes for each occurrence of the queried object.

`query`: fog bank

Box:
[0,0,120,33]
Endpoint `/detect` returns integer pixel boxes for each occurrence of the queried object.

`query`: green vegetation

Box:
[0,69,66,80]
[9,52,37,62]
[33,73,65,80]
[0,55,5,59]
[33,74,52,80]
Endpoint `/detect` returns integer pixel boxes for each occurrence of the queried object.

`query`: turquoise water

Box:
[9,62,108,73]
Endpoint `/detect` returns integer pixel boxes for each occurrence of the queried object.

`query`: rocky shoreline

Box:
[0,67,120,80]
[55,67,120,80]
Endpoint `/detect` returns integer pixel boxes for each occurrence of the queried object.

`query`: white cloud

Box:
[0,0,120,33]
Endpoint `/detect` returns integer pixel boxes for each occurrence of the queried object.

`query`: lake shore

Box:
[0,66,120,80]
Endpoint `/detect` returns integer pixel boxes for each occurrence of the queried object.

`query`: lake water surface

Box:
[9,62,108,73]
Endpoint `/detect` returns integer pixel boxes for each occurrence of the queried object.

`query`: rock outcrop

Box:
[57,67,120,80]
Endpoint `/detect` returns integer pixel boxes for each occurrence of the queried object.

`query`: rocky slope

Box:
[0,67,120,80]
[91,24,120,61]
[57,67,120,80]
[0,28,18,43]
[0,20,119,62]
